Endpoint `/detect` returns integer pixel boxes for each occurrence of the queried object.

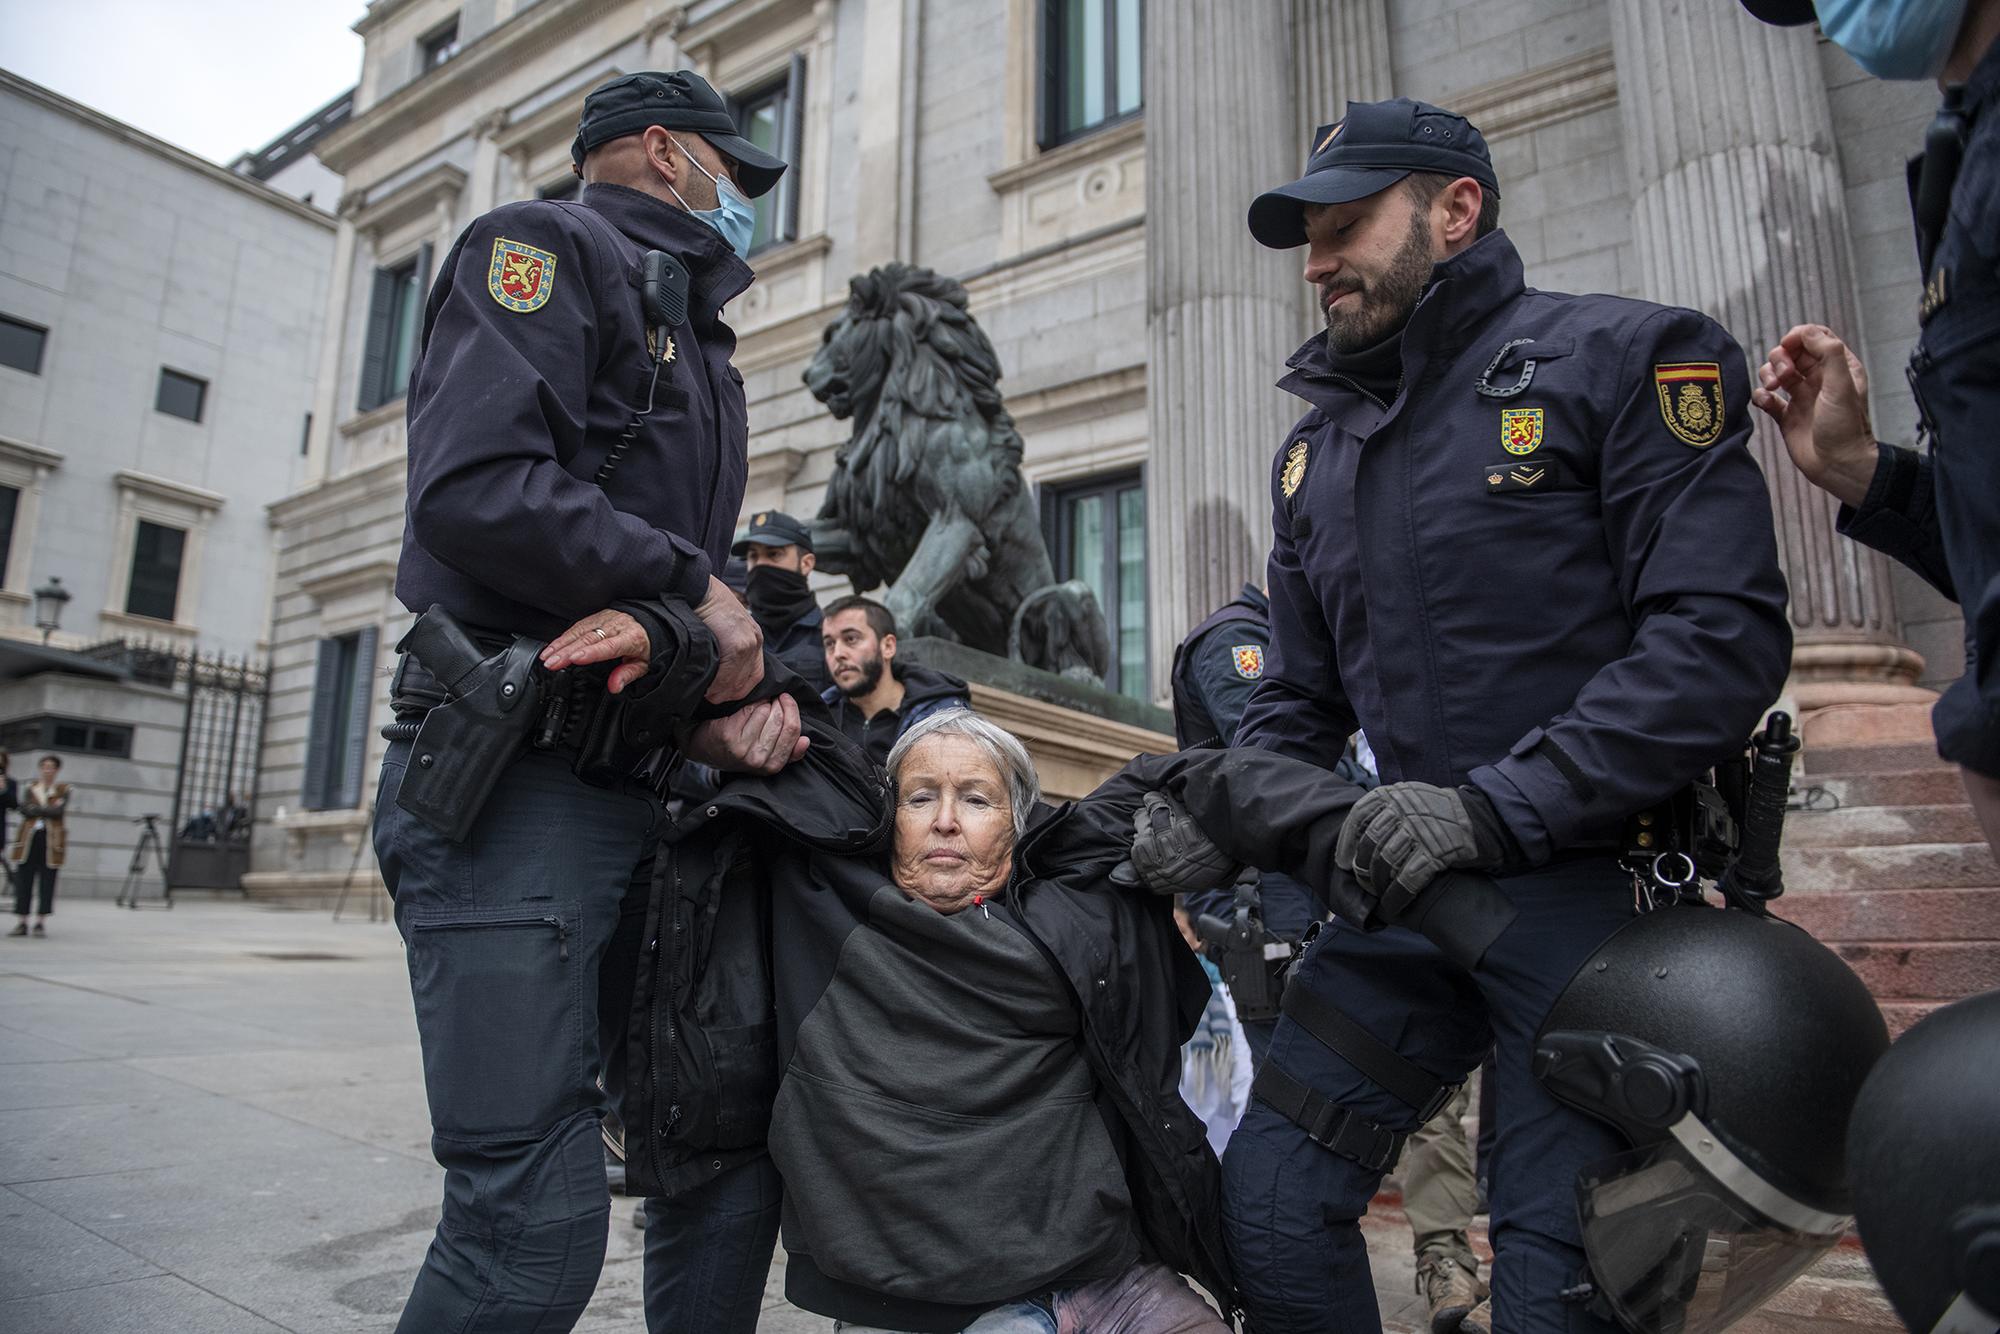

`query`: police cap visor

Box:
[572,71,787,199]
[1250,98,1499,249]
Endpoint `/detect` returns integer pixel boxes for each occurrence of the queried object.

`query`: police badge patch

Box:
[489,238,557,313]
[1281,439,1310,498]
[1500,407,1543,455]
[1231,645,1264,679]
[1653,362,1724,448]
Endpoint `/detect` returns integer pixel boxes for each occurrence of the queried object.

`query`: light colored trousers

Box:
[834,1261,1230,1334]
[1402,1080,1480,1273]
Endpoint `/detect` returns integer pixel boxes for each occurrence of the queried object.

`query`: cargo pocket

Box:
[408,901,582,1139]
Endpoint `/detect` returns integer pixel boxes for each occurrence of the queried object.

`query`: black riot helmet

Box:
[1533,903,1889,1334]
[1847,989,2000,1334]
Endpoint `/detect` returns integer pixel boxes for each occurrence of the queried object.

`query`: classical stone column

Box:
[1291,0,1394,338]
[1607,0,1932,730]
[1144,0,1302,695]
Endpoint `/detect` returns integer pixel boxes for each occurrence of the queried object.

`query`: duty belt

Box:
[386,649,621,768]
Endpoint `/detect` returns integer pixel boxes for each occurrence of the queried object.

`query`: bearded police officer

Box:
[1220,99,1792,1333]
[1740,0,2000,853]
[375,71,808,1334]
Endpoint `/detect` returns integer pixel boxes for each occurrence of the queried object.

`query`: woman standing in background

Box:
[11,755,69,937]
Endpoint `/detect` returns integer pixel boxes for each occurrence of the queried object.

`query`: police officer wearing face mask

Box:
[378,70,808,1334]
[1741,0,2000,854]
[733,510,834,694]
[1216,99,1793,1333]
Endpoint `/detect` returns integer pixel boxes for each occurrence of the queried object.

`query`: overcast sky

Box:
[2,0,367,164]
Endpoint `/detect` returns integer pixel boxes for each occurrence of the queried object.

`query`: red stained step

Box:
[1809,768,1974,808]
[1782,842,1998,892]
[1804,741,1955,775]
[1778,887,2000,942]
[1829,940,2000,1000]
[1784,803,1988,847]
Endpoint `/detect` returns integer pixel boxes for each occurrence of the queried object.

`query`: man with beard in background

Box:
[820,595,969,768]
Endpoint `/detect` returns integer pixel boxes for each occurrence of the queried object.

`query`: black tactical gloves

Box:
[1334,781,1513,920]
[1113,790,1236,893]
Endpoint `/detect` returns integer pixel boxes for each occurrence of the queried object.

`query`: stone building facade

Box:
[251,0,1961,895]
[0,71,334,893]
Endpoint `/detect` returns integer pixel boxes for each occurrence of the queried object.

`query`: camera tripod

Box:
[116,814,173,909]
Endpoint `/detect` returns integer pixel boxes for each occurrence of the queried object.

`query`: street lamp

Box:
[32,576,70,644]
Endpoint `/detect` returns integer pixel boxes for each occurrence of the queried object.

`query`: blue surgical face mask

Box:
[1814,0,1968,81]
[667,136,758,261]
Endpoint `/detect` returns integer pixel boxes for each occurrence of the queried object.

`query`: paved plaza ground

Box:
[0,898,1433,1333]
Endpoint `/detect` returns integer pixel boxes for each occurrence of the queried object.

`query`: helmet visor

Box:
[1577,1138,1845,1334]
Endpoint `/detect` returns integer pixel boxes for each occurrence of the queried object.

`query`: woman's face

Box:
[891,734,1015,914]
[37,759,57,783]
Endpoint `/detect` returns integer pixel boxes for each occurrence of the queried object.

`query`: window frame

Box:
[300,627,378,811]
[0,483,18,588]
[418,14,461,73]
[0,314,48,375]
[1038,0,1144,151]
[124,518,188,623]
[155,367,209,423]
[0,714,135,760]
[734,55,806,256]
[357,242,432,414]
[1041,468,1148,698]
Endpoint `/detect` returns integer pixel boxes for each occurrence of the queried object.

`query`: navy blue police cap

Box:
[731,509,813,556]
[1248,97,1500,249]
[571,70,788,199]
[1735,0,1817,23]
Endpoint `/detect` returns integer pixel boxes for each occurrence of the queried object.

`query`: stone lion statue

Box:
[804,263,1112,682]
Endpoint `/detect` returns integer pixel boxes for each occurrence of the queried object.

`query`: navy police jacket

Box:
[1236,231,1793,863]
[398,182,753,638]
[1838,38,2000,778]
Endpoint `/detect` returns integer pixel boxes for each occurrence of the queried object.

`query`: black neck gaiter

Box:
[745,565,818,632]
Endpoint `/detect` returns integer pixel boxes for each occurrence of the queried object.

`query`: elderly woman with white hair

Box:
[625,690,1372,1334]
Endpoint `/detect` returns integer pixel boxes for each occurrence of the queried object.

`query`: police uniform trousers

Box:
[374,742,781,1333]
[1221,858,1631,1334]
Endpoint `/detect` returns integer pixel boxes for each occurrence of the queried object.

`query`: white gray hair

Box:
[885,708,1041,838]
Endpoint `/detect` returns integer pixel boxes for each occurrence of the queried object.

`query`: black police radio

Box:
[594,250,690,486]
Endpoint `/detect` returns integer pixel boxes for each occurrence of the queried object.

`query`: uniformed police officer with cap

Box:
[1217,98,1793,1332]
[376,69,805,1334]
[733,509,834,693]
[1739,0,2000,855]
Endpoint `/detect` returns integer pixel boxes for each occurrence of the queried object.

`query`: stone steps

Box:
[1778,887,2000,941]
[1784,802,1987,846]
[1782,841,1998,892]
[1810,767,1970,808]
[1803,740,1952,775]
[1829,939,2000,999]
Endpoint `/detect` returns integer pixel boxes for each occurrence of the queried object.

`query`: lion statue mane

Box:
[804,262,1111,682]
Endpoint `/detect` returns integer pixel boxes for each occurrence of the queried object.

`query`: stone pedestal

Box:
[1606,1,1934,745]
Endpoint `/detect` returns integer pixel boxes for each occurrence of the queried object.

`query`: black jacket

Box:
[399,183,752,638]
[820,662,971,768]
[623,715,1370,1318]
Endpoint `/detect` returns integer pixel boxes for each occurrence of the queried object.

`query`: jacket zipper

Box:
[410,911,568,960]
[659,879,684,1137]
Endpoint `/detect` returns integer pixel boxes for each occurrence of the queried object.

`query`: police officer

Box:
[733,509,834,693]
[1221,98,1793,1332]
[1741,0,2000,854]
[376,70,807,1334]
[1169,582,1327,1055]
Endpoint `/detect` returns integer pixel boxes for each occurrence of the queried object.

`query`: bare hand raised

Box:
[696,576,765,704]
[1751,324,1881,509]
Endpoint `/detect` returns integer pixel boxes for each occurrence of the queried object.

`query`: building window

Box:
[358,244,431,413]
[0,484,16,587]
[300,412,312,456]
[155,368,208,422]
[300,627,378,810]
[0,715,135,759]
[125,519,187,622]
[737,57,805,253]
[1040,0,1142,149]
[1044,471,1147,699]
[0,314,47,374]
[419,16,460,71]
